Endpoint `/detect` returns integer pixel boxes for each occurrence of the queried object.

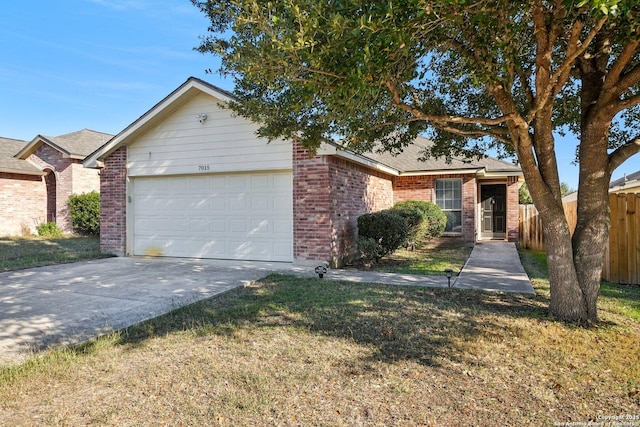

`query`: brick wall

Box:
[71,162,100,195]
[27,146,73,231]
[293,143,394,267]
[0,172,46,236]
[26,145,101,232]
[394,174,477,242]
[292,143,333,262]
[393,175,434,203]
[506,176,520,242]
[100,147,127,255]
[327,156,394,266]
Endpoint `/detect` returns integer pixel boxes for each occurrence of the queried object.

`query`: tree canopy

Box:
[193,0,640,323]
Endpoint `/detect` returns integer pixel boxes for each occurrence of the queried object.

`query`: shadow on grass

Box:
[109,274,551,368]
[0,236,109,272]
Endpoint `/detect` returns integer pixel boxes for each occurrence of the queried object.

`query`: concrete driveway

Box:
[0,257,294,366]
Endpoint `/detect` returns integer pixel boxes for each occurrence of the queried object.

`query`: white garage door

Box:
[131,172,293,262]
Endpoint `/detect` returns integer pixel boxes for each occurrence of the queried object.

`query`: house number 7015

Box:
[198,165,210,171]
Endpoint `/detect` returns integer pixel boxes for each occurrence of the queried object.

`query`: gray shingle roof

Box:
[610,169,640,188]
[38,129,113,159]
[0,137,43,175]
[355,136,522,174]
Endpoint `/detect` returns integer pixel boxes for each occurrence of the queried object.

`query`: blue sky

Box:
[1,0,637,189]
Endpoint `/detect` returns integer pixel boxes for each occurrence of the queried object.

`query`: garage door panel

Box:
[132,172,292,261]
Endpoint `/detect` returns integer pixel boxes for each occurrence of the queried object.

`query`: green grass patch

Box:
[0,236,108,271]
[370,237,472,275]
[518,248,640,321]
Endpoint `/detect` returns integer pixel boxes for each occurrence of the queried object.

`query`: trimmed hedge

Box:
[392,200,446,243]
[357,210,408,260]
[68,191,100,235]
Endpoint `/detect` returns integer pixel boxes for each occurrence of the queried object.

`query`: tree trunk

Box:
[542,208,588,322]
[571,118,612,323]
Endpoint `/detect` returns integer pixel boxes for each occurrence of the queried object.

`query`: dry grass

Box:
[367,237,474,275]
[1,263,639,426]
[0,236,106,271]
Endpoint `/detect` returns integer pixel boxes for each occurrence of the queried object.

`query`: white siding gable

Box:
[127,92,292,176]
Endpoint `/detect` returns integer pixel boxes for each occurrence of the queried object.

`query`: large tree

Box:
[192,0,640,323]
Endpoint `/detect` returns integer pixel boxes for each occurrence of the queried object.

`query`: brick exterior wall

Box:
[71,162,100,195]
[0,172,46,236]
[327,156,394,266]
[25,145,100,233]
[293,143,394,266]
[292,143,333,262]
[394,174,478,242]
[506,176,520,242]
[100,147,127,255]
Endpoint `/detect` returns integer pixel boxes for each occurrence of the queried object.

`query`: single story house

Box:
[0,129,112,236]
[85,77,523,267]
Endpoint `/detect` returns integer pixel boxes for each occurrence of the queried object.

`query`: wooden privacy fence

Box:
[519,193,640,285]
[519,201,577,252]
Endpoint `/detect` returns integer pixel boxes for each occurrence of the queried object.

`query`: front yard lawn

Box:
[367,237,473,275]
[1,249,638,426]
[0,236,106,272]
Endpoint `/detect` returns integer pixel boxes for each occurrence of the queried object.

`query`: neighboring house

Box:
[609,169,640,194]
[85,77,523,267]
[563,169,640,203]
[0,129,112,236]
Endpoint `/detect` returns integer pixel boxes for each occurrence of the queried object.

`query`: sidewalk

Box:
[454,242,535,294]
[291,241,534,294]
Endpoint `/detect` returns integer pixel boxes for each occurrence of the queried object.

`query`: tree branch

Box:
[604,39,640,94]
[527,15,607,123]
[609,61,640,104]
[614,91,640,114]
[608,137,640,173]
[383,80,517,127]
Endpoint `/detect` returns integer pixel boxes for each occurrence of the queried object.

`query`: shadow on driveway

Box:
[0,257,292,366]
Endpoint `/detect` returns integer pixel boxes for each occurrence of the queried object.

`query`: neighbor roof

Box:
[0,137,44,176]
[16,129,113,160]
[610,169,640,189]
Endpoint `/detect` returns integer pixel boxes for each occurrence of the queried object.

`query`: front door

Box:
[480,184,506,239]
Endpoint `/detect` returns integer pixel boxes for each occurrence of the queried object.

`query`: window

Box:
[435,179,462,233]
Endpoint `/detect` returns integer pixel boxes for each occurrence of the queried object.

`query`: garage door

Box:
[131,172,293,261]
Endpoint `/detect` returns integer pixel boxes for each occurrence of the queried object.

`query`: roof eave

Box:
[399,168,484,176]
[478,170,524,178]
[0,167,45,176]
[14,135,71,160]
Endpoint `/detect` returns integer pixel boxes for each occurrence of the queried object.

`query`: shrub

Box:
[36,222,63,238]
[392,200,447,243]
[68,191,100,235]
[420,202,447,240]
[356,236,382,263]
[357,210,408,260]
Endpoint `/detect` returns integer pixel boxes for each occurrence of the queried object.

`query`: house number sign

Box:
[198,164,210,171]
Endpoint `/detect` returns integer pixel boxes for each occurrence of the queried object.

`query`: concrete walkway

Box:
[0,241,532,366]
[454,242,535,293]
[292,241,534,294]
